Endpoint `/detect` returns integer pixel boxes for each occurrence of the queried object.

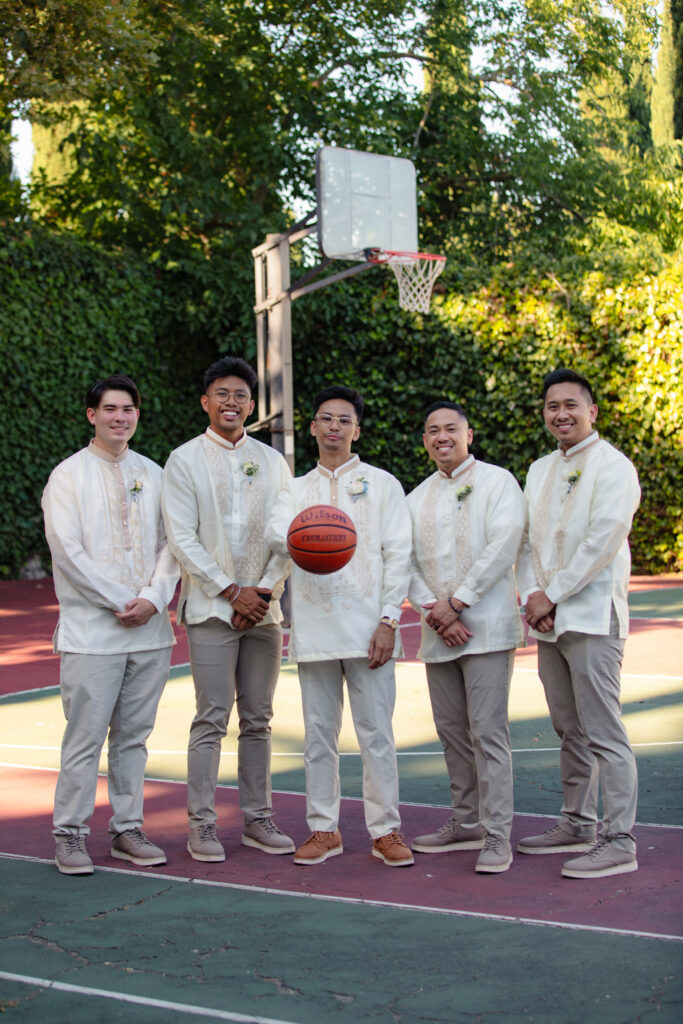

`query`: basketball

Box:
[286,504,357,574]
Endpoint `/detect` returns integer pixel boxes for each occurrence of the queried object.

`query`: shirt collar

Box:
[87,438,129,464]
[438,453,475,481]
[205,426,248,451]
[559,431,600,458]
[316,454,360,479]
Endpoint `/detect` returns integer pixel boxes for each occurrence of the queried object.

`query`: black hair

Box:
[423,400,469,428]
[85,375,140,410]
[203,356,258,394]
[313,385,364,422]
[542,368,595,404]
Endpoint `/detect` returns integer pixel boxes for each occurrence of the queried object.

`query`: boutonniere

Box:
[129,479,144,502]
[566,470,581,493]
[456,483,473,506]
[242,460,259,482]
[348,477,369,502]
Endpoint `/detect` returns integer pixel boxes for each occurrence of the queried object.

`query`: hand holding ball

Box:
[287,505,357,574]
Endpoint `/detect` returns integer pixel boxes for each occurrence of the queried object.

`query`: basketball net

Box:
[368,250,446,314]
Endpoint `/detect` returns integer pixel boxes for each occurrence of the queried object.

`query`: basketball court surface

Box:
[1,576,681,1022]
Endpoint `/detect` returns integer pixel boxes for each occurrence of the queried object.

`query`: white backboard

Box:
[316,146,418,260]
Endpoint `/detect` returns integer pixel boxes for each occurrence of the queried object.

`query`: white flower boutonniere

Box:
[566,470,581,493]
[129,479,144,502]
[242,460,259,483]
[456,483,473,507]
[348,477,369,502]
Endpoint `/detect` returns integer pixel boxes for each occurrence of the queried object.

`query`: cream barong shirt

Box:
[408,456,526,663]
[42,441,178,655]
[516,433,641,642]
[268,456,412,662]
[161,429,291,627]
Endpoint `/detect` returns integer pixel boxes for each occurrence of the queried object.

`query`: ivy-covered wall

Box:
[0,226,214,576]
[1,225,681,576]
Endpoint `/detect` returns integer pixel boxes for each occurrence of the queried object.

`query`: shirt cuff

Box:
[453,585,477,607]
[137,587,164,614]
[381,603,402,622]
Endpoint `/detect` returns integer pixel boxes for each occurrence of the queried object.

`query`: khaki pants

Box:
[186,619,282,826]
[53,647,171,837]
[298,658,401,839]
[537,608,638,851]
[426,649,515,839]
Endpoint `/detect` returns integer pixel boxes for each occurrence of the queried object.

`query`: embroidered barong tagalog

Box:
[530,450,589,589]
[201,433,267,582]
[420,467,475,600]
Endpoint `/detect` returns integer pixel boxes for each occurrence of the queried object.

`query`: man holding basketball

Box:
[516,368,640,878]
[161,356,294,861]
[408,401,526,873]
[268,385,414,867]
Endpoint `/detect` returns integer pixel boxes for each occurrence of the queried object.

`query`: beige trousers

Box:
[53,647,171,837]
[537,608,638,851]
[426,649,515,839]
[298,658,401,839]
[185,618,282,826]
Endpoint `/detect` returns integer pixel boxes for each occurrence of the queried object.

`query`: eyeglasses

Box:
[207,389,251,404]
[314,413,357,428]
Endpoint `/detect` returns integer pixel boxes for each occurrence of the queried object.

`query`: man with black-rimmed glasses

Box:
[162,356,293,862]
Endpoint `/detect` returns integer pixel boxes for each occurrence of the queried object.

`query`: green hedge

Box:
[291,258,683,574]
[0,225,215,576]
[1,225,681,576]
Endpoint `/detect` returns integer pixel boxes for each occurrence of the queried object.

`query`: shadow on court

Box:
[1,577,682,1022]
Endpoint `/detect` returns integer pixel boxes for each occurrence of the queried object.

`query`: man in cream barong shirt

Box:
[268,385,414,867]
[162,356,293,862]
[517,368,641,879]
[407,401,525,873]
[42,375,179,875]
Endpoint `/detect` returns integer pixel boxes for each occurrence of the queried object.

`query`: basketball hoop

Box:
[367,249,446,314]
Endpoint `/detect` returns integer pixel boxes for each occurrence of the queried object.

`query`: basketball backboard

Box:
[316,146,418,260]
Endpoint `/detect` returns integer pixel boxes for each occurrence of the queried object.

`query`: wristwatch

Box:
[380,616,399,629]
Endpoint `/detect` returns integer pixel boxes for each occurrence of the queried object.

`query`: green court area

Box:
[1,858,681,1024]
[1,597,682,1023]
[4,661,682,826]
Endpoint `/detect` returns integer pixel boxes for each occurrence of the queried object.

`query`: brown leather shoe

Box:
[372,831,414,867]
[293,829,343,865]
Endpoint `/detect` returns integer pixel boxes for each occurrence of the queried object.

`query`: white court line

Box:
[0,971,298,1024]
[3,740,683,756]
[1,761,679,831]
[1,852,681,943]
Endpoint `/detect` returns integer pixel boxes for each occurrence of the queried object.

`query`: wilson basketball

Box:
[286,505,357,575]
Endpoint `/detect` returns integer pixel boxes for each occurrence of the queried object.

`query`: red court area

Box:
[2,767,681,940]
[1,577,682,694]
[1,576,682,945]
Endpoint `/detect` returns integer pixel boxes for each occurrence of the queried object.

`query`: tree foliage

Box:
[0,1,681,575]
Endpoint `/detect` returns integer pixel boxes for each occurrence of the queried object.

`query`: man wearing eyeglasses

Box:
[161,356,293,862]
[268,385,414,867]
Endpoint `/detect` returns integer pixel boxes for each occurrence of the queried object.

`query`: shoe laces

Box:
[257,817,282,835]
[586,837,610,859]
[124,827,151,847]
[437,817,460,836]
[483,832,504,851]
[198,824,218,840]
[378,831,406,846]
[64,834,87,853]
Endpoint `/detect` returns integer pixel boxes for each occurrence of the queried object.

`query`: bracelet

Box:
[228,584,241,603]
[448,597,460,616]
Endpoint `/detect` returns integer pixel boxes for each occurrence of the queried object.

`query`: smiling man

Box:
[407,401,525,873]
[42,375,179,874]
[161,356,293,862]
[268,385,414,867]
[516,368,641,879]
